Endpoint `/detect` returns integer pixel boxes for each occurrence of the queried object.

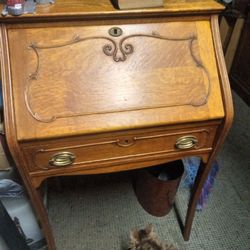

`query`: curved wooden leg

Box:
[183,157,215,241]
[182,15,234,241]
[27,183,56,250]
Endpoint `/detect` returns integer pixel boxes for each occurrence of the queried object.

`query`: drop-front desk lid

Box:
[4,2,225,141]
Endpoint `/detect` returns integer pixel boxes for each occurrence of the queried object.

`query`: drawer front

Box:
[23,126,217,172]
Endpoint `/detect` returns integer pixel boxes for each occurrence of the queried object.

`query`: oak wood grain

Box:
[183,15,234,241]
[0,0,224,22]
[0,1,232,249]
[0,25,57,250]
[22,124,217,172]
[8,19,224,141]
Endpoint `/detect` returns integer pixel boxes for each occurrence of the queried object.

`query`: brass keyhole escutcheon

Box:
[116,138,135,147]
[109,27,123,37]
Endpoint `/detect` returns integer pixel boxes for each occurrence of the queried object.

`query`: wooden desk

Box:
[0,1,233,249]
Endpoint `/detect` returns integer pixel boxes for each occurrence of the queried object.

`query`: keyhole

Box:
[108,27,123,37]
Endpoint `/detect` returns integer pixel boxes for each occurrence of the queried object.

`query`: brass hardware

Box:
[116,138,135,147]
[175,135,198,150]
[49,152,75,167]
[108,27,123,37]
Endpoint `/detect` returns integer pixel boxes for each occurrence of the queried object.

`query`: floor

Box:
[47,91,250,250]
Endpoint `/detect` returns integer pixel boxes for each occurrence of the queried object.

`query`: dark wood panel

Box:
[230,3,250,105]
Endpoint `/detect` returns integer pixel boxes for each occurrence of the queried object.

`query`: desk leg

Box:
[183,157,215,241]
[182,12,234,242]
[27,184,56,250]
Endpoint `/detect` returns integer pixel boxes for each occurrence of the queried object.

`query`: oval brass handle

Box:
[49,152,75,167]
[175,135,198,150]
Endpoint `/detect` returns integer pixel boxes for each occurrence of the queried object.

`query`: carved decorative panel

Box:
[7,21,224,141]
[25,28,210,123]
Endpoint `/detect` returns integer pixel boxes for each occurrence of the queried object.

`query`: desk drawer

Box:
[23,125,217,172]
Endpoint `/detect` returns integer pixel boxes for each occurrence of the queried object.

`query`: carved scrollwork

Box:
[25,31,210,123]
[103,41,134,62]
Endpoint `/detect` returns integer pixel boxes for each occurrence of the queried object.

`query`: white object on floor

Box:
[1,196,45,249]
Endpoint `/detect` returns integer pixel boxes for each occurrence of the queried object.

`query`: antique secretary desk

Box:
[0,0,233,249]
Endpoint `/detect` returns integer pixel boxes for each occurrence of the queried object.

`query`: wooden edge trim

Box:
[6,15,211,30]
[0,25,21,167]
[0,24,40,191]
[183,15,234,241]
[0,5,224,23]
[30,152,210,189]
[30,147,213,176]
[211,15,234,140]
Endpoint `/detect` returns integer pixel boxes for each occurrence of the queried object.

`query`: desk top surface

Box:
[0,0,224,22]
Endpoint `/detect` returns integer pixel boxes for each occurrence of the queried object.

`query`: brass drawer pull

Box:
[49,152,75,167]
[175,135,198,150]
